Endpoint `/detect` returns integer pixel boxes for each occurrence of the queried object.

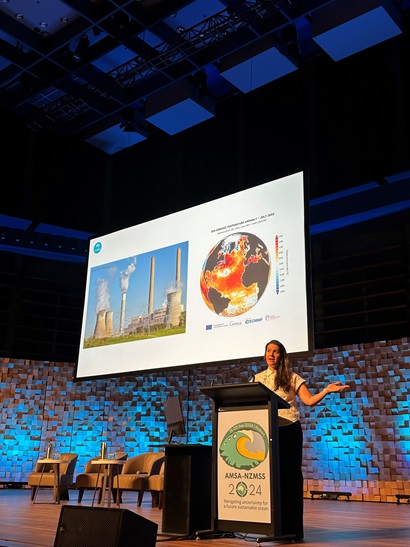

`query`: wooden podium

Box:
[199,382,291,542]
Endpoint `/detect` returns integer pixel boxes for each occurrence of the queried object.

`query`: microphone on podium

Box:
[210,361,252,386]
[248,356,265,383]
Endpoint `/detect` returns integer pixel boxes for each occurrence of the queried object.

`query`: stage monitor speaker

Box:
[54,505,158,547]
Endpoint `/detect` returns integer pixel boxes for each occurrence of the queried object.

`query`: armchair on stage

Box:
[112,451,165,506]
[147,458,165,508]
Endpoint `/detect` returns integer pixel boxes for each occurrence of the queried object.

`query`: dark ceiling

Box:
[1,0,410,236]
[1,0,410,362]
[0,0,408,154]
[1,0,410,246]
[0,0,328,154]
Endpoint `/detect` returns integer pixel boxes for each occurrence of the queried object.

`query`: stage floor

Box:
[0,488,409,546]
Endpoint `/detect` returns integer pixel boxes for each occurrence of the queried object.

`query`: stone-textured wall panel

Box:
[1,338,409,501]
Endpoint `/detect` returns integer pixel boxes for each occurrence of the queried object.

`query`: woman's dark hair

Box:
[264,339,292,391]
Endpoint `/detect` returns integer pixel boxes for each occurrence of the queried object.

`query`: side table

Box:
[33,458,69,504]
[91,459,125,508]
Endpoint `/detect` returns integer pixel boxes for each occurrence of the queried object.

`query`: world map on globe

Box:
[200,232,271,317]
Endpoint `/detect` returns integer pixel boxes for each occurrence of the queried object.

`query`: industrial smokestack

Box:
[148,256,155,314]
[176,248,181,288]
[119,257,136,335]
[119,293,126,334]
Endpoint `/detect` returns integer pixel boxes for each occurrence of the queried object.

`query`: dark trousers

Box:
[278,420,304,539]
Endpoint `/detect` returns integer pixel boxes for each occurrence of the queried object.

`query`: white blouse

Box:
[253,368,306,426]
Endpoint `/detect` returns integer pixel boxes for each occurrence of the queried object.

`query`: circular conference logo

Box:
[93,241,102,254]
[236,482,248,497]
[219,422,269,470]
[200,232,271,317]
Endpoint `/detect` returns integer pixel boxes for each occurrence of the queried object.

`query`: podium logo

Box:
[236,482,248,497]
[219,421,269,470]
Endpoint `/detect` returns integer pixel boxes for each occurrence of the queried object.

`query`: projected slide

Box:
[75,171,311,380]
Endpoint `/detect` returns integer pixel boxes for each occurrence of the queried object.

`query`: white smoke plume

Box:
[166,280,183,294]
[95,278,110,313]
[120,257,137,294]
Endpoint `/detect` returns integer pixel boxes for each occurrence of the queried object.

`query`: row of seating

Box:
[27,451,165,508]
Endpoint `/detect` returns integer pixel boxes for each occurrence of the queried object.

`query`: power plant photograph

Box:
[83,243,187,348]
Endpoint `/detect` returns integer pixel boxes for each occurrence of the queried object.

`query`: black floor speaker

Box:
[54,505,158,547]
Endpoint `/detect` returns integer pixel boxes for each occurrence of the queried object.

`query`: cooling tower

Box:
[167,290,182,327]
[105,310,114,337]
[94,310,106,339]
[165,247,183,326]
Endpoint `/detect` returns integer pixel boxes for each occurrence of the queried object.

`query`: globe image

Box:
[200,232,271,317]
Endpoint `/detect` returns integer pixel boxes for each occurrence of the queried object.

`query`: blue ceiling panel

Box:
[0,215,32,230]
[145,78,215,135]
[146,97,214,135]
[91,45,137,73]
[85,124,146,154]
[219,46,298,93]
[0,0,408,157]
[312,4,402,61]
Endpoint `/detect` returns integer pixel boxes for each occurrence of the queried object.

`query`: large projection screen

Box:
[75,171,312,380]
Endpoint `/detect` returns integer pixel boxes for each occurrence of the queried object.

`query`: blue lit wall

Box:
[1,337,409,502]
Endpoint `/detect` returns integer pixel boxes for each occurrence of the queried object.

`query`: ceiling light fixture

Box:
[192,68,207,96]
[72,34,90,62]
[119,107,145,134]
[121,120,139,132]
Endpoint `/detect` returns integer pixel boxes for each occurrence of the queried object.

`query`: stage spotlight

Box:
[120,120,139,132]
[193,68,207,85]
[119,108,144,133]
[192,69,207,95]
[72,34,90,62]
